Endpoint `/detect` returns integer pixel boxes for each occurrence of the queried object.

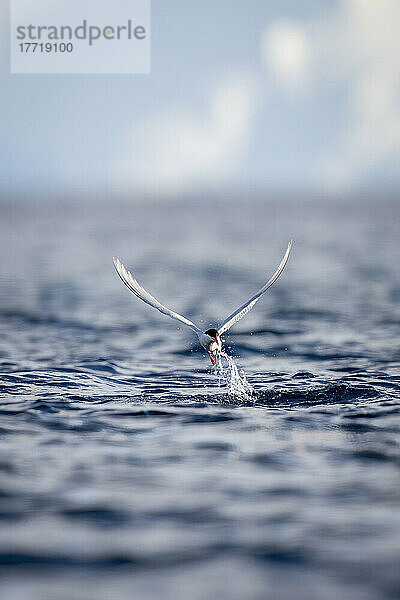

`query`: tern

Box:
[113,241,292,365]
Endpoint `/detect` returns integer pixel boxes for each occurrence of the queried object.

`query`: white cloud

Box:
[262,0,400,193]
[261,20,311,92]
[114,74,260,195]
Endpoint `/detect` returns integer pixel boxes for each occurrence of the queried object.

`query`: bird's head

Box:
[205,328,220,345]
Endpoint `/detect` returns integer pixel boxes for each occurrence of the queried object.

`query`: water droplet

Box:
[214,351,253,401]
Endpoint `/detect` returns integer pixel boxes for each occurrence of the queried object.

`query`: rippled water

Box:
[0,198,399,599]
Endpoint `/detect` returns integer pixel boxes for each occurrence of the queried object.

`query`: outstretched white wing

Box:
[113,257,202,334]
[218,241,293,335]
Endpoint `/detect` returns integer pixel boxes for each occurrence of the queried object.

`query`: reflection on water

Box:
[0,198,399,600]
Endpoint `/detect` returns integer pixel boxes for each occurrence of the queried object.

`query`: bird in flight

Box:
[113,241,292,365]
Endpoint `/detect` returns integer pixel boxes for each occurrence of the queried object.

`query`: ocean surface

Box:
[0,198,399,599]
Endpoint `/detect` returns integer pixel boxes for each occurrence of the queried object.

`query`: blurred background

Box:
[1,0,400,201]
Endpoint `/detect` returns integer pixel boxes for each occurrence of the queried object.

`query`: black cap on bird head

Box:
[205,328,219,338]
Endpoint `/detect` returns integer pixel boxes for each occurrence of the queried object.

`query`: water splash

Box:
[214,351,254,401]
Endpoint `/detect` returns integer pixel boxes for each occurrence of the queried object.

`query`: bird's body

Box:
[199,329,222,364]
[113,241,292,365]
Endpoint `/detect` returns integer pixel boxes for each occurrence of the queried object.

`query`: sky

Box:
[1,0,400,200]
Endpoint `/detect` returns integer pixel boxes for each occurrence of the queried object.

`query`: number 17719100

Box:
[19,42,73,52]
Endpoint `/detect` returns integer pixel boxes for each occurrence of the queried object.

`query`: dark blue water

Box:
[0,198,399,599]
